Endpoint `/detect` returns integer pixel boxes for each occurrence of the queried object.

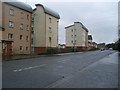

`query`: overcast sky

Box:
[20,0,118,44]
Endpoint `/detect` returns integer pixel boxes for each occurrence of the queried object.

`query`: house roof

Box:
[65,24,74,29]
[88,35,93,40]
[35,4,60,19]
[65,22,88,32]
[5,1,32,13]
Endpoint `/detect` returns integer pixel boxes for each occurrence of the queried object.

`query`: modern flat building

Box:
[88,35,93,49]
[97,43,105,49]
[65,22,88,51]
[32,4,60,54]
[2,1,32,57]
[92,42,97,48]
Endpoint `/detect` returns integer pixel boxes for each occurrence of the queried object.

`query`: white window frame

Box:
[20,24,23,30]
[9,9,14,16]
[8,33,13,39]
[9,21,14,28]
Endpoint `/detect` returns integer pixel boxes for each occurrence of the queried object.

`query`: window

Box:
[26,36,28,42]
[8,33,13,39]
[31,27,34,31]
[20,12,24,19]
[9,9,14,16]
[75,40,77,43]
[49,17,52,23]
[49,27,52,33]
[31,30,34,34]
[31,38,34,44]
[71,35,73,38]
[20,46,23,51]
[26,47,28,51]
[27,15,29,20]
[20,35,23,40]
[71,29,73,32]
[20,24,23,30]
[9,21,14,28]
[71,40,73,43]
[49,37,51,42]
[75,35,76,38]
[26,25,29,30]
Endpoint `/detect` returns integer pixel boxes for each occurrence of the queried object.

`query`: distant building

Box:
[88,35,93,48]
[65,22,88,51]
[92,42,97,48]
[2,1,32,57]
[32,4,60,54]
[97,43,106,49]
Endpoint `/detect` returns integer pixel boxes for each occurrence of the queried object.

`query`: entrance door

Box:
[2,41,13,58]
[6,42,12,57]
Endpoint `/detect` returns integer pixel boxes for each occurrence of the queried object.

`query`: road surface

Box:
[2,50,118,88]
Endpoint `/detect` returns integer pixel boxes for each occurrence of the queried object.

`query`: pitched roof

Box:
[65,22,88,32]
[5,2,32,13]
[35,4,60,19]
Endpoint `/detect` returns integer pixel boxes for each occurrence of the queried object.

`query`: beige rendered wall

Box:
[66,26,74,47]
[33,6,46,47]
[45,14,58,47]
[2,3,31,54]
[74,23,84,46]
[0,30,2,58]
[66,23,88,47]
[85,31,88,47]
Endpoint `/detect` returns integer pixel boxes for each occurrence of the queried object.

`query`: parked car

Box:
[100,48,105,51]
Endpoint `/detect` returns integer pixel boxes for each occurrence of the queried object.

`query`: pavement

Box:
[2,50,118,88]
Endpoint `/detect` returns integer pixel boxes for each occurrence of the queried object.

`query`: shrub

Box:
[46,47,58,54]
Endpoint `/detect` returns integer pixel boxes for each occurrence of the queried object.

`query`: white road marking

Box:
[13,64,46,72]
[57,59,71,63]
[18,69,22,71]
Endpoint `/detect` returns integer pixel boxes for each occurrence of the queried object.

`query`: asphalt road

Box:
[2,50,118,88]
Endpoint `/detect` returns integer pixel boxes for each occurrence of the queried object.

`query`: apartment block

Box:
[2,1,32,57]
[88,35,93,49]
[65,22,88,51]
[32,4,60,54]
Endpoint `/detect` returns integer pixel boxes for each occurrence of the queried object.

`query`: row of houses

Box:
[0,1,98,58]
